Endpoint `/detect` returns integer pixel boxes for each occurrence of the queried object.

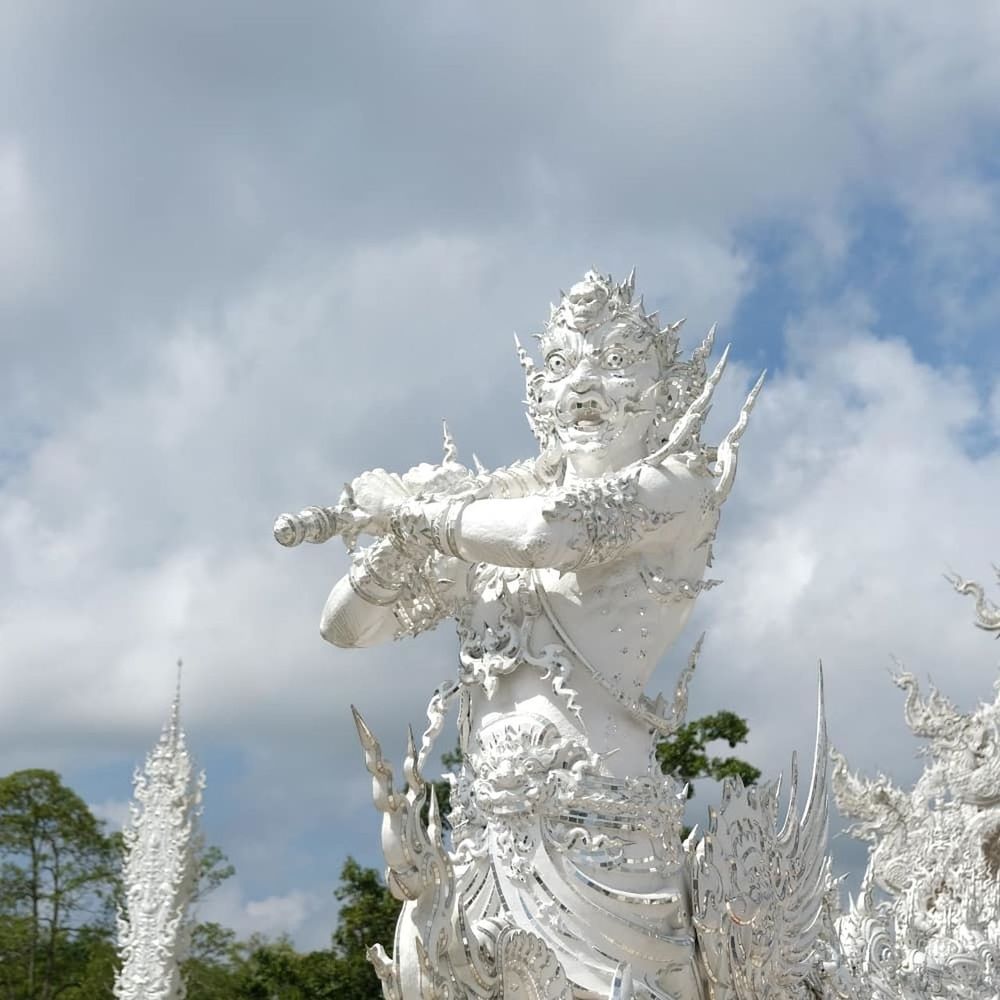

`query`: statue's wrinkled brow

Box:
[538,326,583,358]
[596,321,655,355]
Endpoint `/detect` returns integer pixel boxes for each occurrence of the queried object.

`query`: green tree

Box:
[0,769,117,1000]
[655,709,761,797]
[193,843,237,904]
[329,857,400,998]
[181,921,246,1000]
[236,935,308,999]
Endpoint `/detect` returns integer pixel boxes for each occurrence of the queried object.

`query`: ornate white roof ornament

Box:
[114,662,204,1000]
[832,573,1000,1000]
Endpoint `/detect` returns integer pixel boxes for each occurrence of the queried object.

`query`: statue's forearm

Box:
[456,496,576,570]
[448,464,694,572]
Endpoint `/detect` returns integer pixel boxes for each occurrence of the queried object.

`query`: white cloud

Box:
[89,797,131,831]
[4,233,1000,937]
[3,1,1000,949]
[197,879,329,946]
[678,299,1000,795]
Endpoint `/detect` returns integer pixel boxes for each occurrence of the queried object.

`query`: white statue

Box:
[115,664,203,1000]
[276,270,831,999]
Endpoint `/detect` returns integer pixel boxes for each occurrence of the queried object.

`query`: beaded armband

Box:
[349,536,460,639]
[391,560,458,639]
[348,540,408,606]
[389,497,474,562]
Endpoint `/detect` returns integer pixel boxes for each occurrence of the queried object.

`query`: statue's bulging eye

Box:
[545,351,568,377]
[602,347,627,371]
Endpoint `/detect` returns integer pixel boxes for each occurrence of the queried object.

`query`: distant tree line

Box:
[0,714,756,999]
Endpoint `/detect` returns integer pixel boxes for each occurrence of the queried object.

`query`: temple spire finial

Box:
[114,665,203,1000]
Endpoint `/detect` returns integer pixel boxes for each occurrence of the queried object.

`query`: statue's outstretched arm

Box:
[400,457,711,573]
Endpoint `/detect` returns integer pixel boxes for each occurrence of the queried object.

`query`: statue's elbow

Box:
[320,611,362,649]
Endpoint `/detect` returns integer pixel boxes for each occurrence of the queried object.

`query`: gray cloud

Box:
[3,0,1000,945]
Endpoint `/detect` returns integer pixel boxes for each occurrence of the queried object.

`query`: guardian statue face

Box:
[537,307,661,461]
[520,270,674,469]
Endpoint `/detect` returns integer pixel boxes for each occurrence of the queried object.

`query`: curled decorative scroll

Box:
[494,928,571,1000]
[946,566,1000,635]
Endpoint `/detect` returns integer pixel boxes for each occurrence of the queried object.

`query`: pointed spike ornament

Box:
[623,266,637,301]
[695,323,717,365]
[441,420,458,465]
[714,368,766,504]
[655,317,685,370]
[644,343,732,467]
[513,332,535,375]
[114,668,204,1000]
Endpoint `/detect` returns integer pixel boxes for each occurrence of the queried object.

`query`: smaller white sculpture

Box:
[115,664,204,1000]
[832,572,1000,1000]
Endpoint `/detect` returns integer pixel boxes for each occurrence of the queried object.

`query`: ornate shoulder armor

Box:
[540,468,677,570]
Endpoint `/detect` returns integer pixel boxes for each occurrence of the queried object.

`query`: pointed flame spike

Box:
[403,725,423,790]
[643,344,731,467]
[624,266,636,300]
[351,705,377,750]
[168,659,183,739]
[513,332,535,374]
[472,452,486,474]
[426,785,443,846]
[441,420,457,464]
[711,364,764,504]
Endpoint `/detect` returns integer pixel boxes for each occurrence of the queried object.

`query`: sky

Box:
[2,1,1000,949]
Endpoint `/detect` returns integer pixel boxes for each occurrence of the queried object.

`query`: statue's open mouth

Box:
[558,394,611,430]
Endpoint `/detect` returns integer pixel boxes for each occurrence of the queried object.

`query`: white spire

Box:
[114,661,204,1000]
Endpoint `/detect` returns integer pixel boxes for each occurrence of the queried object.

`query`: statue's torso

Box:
[446,496,719,998]
[458,485,718,769]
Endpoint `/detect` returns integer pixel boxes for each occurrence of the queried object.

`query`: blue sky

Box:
[2,2,1000,945]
